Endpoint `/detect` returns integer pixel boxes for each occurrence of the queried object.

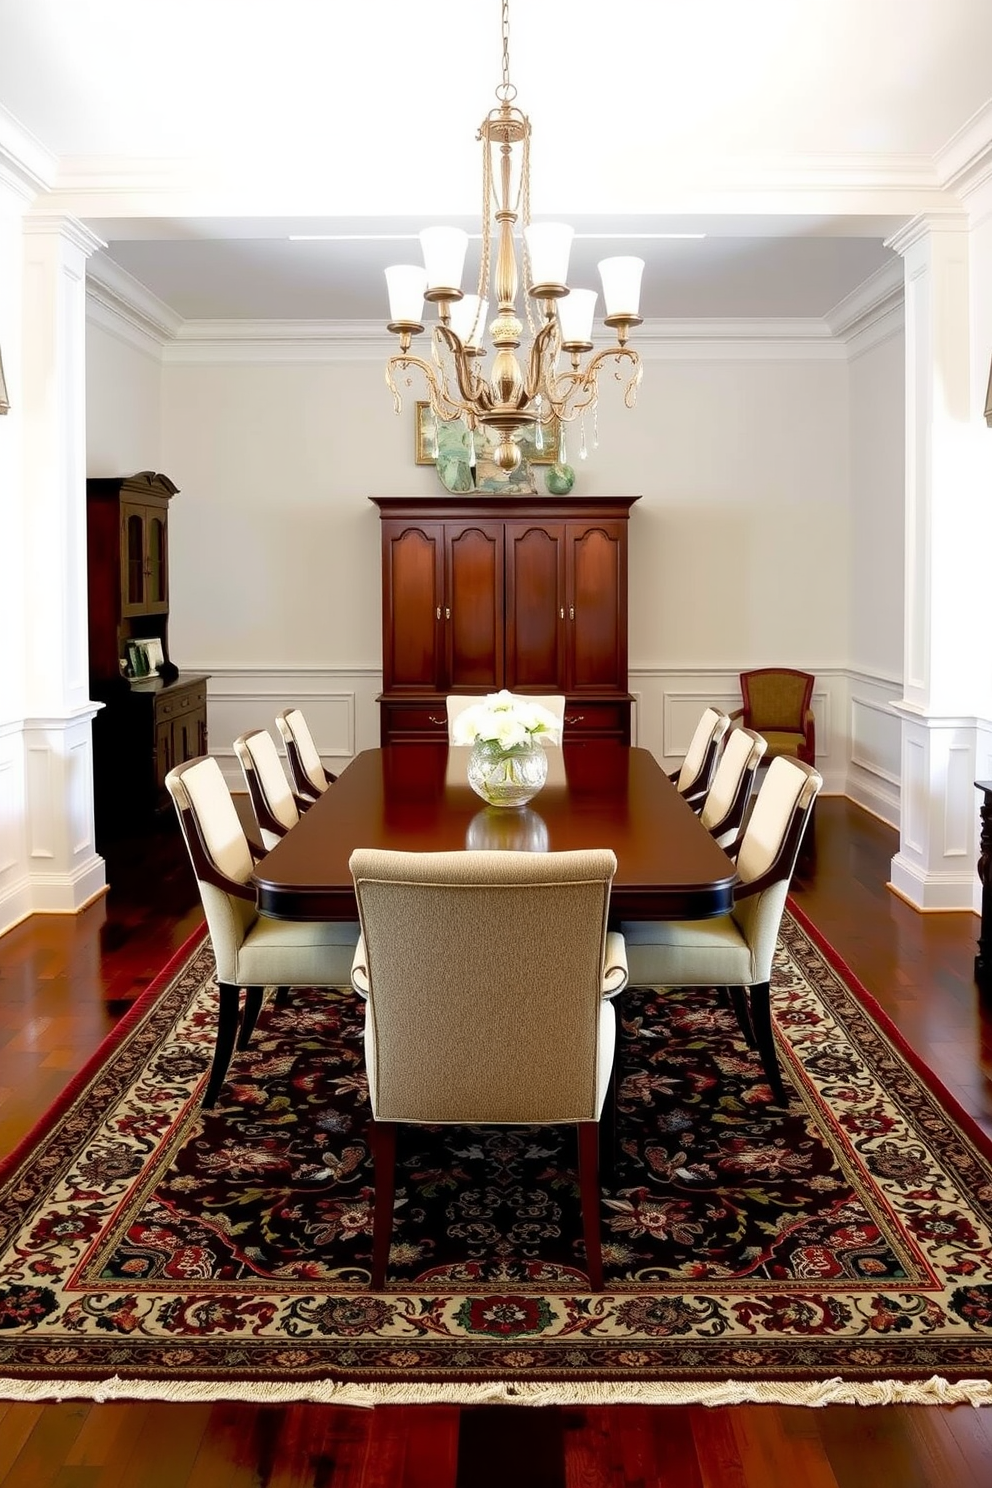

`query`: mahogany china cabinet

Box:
[86,471,208,840]
[372,495,639,744]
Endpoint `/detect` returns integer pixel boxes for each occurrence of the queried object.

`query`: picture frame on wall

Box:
[414,402,559,467]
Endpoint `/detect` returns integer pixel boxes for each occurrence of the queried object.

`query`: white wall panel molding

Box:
[889,705,986,911]
[203,667,382,791]
[0,713,105,935]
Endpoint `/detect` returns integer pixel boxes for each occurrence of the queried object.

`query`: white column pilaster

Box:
[17,214,107,915]
[888,214,990,911]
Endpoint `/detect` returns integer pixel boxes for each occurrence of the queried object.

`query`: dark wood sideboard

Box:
[372,494,639,744]
[86,472,208,841]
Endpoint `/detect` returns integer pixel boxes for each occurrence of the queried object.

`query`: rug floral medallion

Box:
[3,907,992,1394]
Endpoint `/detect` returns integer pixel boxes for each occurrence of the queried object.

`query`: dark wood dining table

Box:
[252,741,737,923]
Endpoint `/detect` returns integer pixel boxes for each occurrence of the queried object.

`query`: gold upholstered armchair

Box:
[733,668,816,767]
[349,847,628,1291]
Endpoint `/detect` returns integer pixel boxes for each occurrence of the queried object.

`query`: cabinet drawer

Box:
[156,683,206,721]
[562,701,629,740]
[380,700,449,743]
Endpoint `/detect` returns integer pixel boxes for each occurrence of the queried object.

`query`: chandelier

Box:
[384,0,643,473]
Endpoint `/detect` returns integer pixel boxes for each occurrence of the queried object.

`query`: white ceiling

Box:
[3,0,992,325]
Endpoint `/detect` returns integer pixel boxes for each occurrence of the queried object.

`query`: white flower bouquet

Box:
[451,690,562,749]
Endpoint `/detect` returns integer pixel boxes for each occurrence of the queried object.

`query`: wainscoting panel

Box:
[196,664,900,812]
[849,675,903,826]
[201,668,383,790]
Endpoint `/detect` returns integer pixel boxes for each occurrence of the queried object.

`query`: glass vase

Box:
[466,737,549,808]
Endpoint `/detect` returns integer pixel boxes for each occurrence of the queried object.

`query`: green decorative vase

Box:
[544,462,575,495]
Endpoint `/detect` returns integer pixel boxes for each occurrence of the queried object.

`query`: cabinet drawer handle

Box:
[564,713,584,725]
[445,606,451,620]
[560,607,564,619]
[436,607,442,620]
[428,715,445,726]
[569,605,575,620]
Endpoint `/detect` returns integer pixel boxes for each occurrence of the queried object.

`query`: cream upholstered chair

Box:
[623,757,822,1105]
[445,692,566,743]
[166,756,359,1108]
[233,728,299,851]
[670,706,731,804]
[698,727,767,849]
[349,847,628,1291]
[275,707,337,804]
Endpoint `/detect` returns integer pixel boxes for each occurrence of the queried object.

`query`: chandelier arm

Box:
[544,348,644,423]
[436,324,493,412]
[386,355,476,424]
[522,316,562,404]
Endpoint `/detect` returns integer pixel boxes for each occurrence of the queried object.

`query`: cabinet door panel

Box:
[504,522,565,690]
[122,506,146,615]
[445,522,503,690]
[566,523,626,692]
[382,524,444,690]
[146,514,168,613]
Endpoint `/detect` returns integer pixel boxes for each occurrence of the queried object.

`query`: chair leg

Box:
[727,986,756,1047]
[577,1122,604,1292]
[236,986,265,1050]
[599,1063,618,1190]
[274,986,291,1006]
[204,982,242,1108]
[748,981,788,1105]
[370,1119,396,1290]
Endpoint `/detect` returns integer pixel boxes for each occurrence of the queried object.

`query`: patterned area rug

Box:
[2,906,992,1406]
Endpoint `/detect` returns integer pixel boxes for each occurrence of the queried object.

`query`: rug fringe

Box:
[1,1375,990,1408]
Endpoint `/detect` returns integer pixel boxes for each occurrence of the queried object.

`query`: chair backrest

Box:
[731,756,822,980]
[275,707,331,797]
[739,669,814,732]
[700,727,767,845]
[349,846,616,1125]
[676,706,730,795]
[165,755,257,982]
[233,729,299,851]
[445,693,566,744]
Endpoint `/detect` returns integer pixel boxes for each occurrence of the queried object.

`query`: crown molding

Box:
[38,150,954,221]
[0,107,57,203]
[825,260,904,357]
[935,99,992,201]
[86,253,182,355]
[885,210,971,256]
[23,214,106,257]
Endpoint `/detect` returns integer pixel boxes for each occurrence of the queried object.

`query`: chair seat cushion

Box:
[621,915,756,988]
[236,917,360,988]
[761,730,805,756]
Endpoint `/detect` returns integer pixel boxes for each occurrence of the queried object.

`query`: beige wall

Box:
[156,352,853,674]
[86,321,163,477]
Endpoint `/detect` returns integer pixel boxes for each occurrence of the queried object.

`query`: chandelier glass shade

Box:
[384,1,643,473]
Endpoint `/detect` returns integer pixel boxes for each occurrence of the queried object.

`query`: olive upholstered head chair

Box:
[349,846,628,1290]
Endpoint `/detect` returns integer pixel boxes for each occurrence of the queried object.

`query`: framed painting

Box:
[415,402,560,467]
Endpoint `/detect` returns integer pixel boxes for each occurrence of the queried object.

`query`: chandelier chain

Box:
[496,0,515,102]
